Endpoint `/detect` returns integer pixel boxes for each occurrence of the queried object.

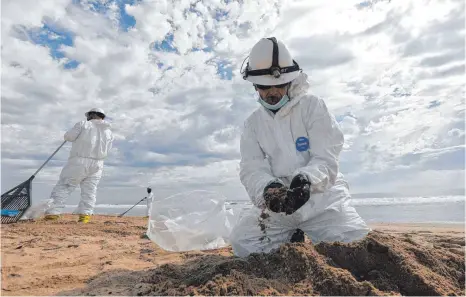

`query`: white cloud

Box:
[125,2,172,42]
[1,0,464,205]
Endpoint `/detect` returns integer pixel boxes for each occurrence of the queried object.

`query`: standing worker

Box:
[230,37,370,257]
[44,108,114,223]
[145,187,154,218]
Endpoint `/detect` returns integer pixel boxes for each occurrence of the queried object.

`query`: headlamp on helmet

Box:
[241,37,301,81]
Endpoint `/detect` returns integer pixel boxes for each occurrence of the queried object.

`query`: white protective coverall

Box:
[146,192,154,217]
[45,119,114,215]
[230,72,370,257]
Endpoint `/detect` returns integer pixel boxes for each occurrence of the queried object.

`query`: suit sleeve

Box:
[293,97,344,193]
[107,130,114,153]
[239,120,281,208]
[64,121,84,142]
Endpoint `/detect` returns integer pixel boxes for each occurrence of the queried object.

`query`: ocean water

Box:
[61,195,465,224]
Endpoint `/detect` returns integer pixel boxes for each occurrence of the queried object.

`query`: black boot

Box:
[290,228,305,243]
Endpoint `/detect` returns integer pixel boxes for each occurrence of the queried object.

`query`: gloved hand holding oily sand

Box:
[264,185,310,216]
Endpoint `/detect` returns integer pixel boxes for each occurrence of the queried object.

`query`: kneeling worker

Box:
[230,37,370,257]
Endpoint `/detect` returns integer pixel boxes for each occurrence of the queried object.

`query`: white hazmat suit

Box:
[45,116,114,216]
[230,39,370,257]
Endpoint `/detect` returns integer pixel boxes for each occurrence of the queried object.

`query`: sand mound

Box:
[63,231,465,296]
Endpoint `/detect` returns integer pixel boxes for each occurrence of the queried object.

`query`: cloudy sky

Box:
[1,0,464,205]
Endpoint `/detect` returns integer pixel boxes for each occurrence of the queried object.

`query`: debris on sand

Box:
[68,232,465,296]
[258,211,270,242]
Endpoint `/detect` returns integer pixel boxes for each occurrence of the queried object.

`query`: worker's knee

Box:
[230,215,292,258]
[300,206,370,244]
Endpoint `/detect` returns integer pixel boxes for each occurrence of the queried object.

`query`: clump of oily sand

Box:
[263,186,309,215]
[63,231,465,296]
[263,187,288,213]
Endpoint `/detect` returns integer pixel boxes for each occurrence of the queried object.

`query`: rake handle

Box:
[32,141,67,178]
[118,197,147,217]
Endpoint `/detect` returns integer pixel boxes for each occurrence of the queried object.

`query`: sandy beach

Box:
[1,215,464,296]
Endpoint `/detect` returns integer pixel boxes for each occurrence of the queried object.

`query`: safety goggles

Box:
[255,82,290,90]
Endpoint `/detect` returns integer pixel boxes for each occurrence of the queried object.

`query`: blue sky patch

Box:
[355,1,372,9]
[73,0,139,31]
[25,0,146,69]
[203,32,216,49]
[115,0,138,31]
[216,60,233,80]
[186,5,203,18]
[192,47,213,53]
[64,60,80,69]
[152,33,178,53]
[27,23,80,69]
[27,1,147,68]
[215,9,229,20]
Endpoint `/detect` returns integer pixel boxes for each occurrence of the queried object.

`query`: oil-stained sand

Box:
[2,215,464,296]
[65,232,465,296]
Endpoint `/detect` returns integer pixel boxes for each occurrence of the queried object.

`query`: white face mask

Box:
[257,94,290,110]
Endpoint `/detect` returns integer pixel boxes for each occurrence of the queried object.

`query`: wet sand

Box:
[1,215,464,296]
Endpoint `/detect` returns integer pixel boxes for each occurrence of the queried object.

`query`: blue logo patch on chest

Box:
[295,137,310,152]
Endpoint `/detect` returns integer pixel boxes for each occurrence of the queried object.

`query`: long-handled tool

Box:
[118,187,151,217]
[1,141,67,224]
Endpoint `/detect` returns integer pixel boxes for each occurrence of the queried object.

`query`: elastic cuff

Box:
[292,168,326,185]
[262,179,285,194]
[268,178,284,186]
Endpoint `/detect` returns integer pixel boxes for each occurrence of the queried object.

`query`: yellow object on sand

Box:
[78,215,90,223]
[44,214,60,221]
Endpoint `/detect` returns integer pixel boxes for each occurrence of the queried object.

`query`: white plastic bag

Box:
[146,190,236,252]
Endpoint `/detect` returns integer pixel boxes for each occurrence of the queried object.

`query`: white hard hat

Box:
[241,37,301,86]
[85,108,106,117]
